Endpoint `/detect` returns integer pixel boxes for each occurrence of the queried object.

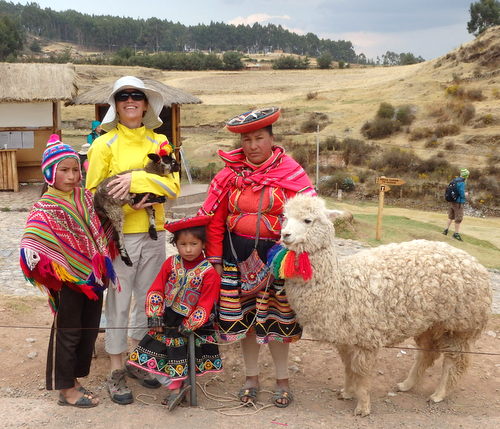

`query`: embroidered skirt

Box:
[217,233,302,344]
[128,308,222,381]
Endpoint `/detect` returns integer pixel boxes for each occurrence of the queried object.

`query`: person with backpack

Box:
[443,168,469,241]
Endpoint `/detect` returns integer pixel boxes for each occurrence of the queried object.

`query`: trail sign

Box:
[377,177,405,186]
[375,177,405,240]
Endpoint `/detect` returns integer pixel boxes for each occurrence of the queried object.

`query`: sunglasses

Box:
[114,91,146,102]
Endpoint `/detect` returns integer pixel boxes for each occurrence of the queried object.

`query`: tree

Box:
[467,0,500,36]
[222,51,243,70]
[0,15,24,60]
[316,52,332,69]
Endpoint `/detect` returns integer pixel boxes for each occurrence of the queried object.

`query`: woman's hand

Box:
[107,173,132,200]
[152,326,164,333]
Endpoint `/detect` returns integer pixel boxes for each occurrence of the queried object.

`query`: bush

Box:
[361,117,400,139]
[292,146,315,168]
[444,141,455,150]
[369,148,420,173]
[342,138,375,166]
[272,55,309,69]
[466,88,484,101]
[223,51,243,70]
[460,103,476,124]
[424,138,440,148]
[445,84,465,97]
[317,52,332,69]
[395,105,416,125]
[410,127,434,141]
[300,118,319,133]
[434,123,460,137]
[306,91,318,100]
[376,102,395,119]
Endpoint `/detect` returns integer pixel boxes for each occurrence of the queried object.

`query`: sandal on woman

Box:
[238,387,258,405]
[162,385,191,411]
[272,389,293,408]
[58,392,98,408]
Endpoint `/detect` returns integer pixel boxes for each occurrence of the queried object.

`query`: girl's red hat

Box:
[164,214,211,233]
[226,107,280,133]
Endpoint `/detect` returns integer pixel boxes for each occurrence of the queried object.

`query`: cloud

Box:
[228,13,291,26]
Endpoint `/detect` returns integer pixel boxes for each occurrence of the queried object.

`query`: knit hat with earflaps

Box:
[460,168,470,178]
[101,76,164,132]
[41,134,81,186]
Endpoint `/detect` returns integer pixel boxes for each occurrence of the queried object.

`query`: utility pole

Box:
[315,124,320,187]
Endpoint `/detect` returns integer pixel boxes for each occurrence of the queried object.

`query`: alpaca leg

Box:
[397,331,440,392]
[350,348,377,417]
[146,207,158,240]
[111,212,132,266]
[429,338,470,403]
[336,345,355,400]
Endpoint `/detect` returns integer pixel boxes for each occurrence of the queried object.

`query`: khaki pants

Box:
[105,231,166,355]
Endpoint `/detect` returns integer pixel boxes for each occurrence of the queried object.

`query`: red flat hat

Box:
[164,214,211,233]
[226,107,280,133]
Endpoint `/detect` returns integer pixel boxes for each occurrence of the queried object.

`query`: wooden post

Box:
[375,176,405,240]
[376,185,386,240]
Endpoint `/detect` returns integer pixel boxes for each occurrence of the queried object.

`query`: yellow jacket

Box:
[85,123,180,234]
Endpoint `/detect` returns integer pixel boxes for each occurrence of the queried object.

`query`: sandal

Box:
[58,392,98,408]
[238,386,258,405]
[272,389,293,408]
[162,385,191,411]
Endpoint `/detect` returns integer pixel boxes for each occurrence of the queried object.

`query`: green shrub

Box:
[316,52,332,69]
[376,102,395,119]
[361,118,400,139]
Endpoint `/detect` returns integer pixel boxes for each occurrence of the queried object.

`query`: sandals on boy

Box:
[272,388,294,408]
[58,392,98,408]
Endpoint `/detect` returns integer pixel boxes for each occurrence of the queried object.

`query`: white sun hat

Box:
[101,76,164,132]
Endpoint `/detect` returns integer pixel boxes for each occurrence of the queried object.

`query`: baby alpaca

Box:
[94,152,179,266]
[276,194,492,416]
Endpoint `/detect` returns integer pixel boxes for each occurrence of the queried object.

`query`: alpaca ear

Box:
[148,153,161,163]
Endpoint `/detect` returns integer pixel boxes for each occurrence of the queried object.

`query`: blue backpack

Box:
[444,177,464,202]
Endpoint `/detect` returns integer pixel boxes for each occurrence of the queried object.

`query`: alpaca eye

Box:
[304,219,312,224]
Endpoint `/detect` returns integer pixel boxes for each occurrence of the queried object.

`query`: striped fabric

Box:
[20,187,117,306]
[217,261,302,344]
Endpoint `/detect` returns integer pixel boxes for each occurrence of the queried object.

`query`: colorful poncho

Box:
[20,187,118,311]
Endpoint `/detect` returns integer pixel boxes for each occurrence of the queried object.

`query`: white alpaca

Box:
[277,194,491,416]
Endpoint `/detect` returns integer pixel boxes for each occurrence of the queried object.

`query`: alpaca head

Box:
[281,194,335,253]
[146,153,180,175]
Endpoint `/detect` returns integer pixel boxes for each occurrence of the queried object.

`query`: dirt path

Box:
[0,296,499,429]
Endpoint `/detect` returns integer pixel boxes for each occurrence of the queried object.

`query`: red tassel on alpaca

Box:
[283,250,297,278]
[297,252,313,281]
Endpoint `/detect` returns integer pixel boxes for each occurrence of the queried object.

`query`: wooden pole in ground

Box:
[376,185,387,240]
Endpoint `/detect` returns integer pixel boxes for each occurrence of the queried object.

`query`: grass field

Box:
[326,197,500,268]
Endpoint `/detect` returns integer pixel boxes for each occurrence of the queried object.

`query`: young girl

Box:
[127,215,222,410]
[20,135,118,408]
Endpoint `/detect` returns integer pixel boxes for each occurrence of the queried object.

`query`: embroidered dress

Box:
[128,254,222,382]
[198,147,316,344]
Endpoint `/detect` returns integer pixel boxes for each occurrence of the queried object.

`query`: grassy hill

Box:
[61,26,500,214]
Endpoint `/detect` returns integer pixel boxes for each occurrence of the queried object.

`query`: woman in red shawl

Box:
[198,107,316,408]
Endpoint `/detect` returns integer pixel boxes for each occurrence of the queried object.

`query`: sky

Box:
[25,0,476,60]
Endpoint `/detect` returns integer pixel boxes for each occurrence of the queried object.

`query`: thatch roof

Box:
[68,77,201,106]
[0,63,77,102]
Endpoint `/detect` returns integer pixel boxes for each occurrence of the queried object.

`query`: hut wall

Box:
[0,102,53,127]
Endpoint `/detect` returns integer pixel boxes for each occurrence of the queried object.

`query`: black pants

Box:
[46,286,103,390]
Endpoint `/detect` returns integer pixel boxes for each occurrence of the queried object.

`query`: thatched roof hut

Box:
[68,77,201,106]
[0,63,77,102]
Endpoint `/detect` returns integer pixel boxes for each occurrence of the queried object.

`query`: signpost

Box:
[375,177,405,240]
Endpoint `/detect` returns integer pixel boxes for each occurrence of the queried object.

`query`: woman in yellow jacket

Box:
[86,76,180,405]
